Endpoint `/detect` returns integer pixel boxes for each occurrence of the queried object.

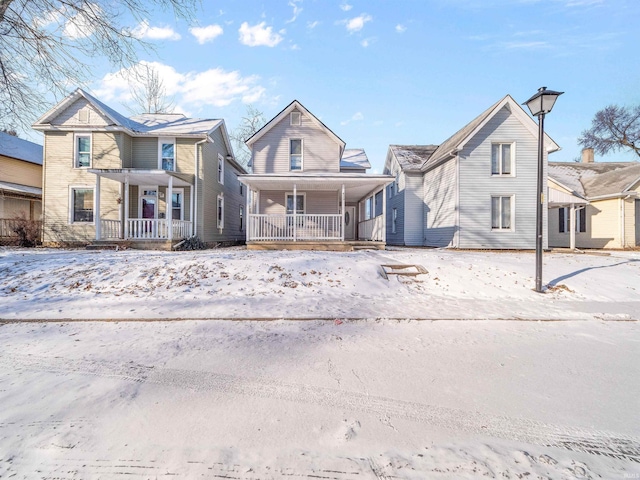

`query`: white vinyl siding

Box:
[424,158,458,248]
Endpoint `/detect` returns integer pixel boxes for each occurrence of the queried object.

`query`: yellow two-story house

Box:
[33,89,247,248]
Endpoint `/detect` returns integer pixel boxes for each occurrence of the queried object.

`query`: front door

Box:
[344,206,356,240]
[140,187,157,235]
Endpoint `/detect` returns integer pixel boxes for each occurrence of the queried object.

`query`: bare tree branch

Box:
[128,63,175,114]
[0,0,196,131]
[578,105,640,159]
[230,105,266,168]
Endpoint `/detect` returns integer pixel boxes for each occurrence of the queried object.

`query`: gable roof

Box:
[0,132,43,165]
[548,162,640,198]
[421,95,560,172]
[33,88,223,137]
[340,149,370,170]
[245,100,346,152]
[389,145,438,172]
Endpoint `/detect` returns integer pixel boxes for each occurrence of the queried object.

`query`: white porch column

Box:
[245,187,251,243]
[167,176,174,241]
[190,181,195,236]
[569,203,576,250]
[124,176,130,239]
[293,183,297,242]
[382,185,387,243]
[95,175,101,240]
[341,184,345,241]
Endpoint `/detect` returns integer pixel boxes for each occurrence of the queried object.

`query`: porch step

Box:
[86,243,120,251]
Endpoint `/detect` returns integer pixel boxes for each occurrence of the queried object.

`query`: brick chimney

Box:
[582,148,594,163]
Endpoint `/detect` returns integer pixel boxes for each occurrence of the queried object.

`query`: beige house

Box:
[33,89,247,248]
[548,149,640,249]
[239,100,393,250]
[0,132,43,239]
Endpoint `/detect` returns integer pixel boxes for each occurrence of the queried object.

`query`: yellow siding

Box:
[0,155,42,188]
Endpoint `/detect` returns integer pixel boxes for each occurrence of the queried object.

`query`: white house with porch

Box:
[33,89,246,248]
[239,100,393,250]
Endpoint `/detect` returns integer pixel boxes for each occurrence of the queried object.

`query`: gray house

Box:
[239,100,393,250]
[384,95,560,248]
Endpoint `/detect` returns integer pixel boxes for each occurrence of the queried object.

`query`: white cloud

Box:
[94,61,265,110]
[189,24,223,44]
[238,21,283,47]
[286,0,303,23]
[340,3,353,11]
[396,24,407,33]
[340,112,364,125]
[360,38,374,47]
[63,7,102,39]
[307,20,320,29]
[131,20,181,41]
[344,14,372,33]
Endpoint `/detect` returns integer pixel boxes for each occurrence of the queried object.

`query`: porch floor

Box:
[247,240,386,252]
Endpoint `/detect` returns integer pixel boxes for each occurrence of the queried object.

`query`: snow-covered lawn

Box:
[0,246,639,320]
[0,247,639,478]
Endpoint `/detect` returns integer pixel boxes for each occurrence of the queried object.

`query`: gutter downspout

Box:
[193,136,212,237]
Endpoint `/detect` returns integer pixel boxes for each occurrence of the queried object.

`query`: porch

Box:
[89,168,194,242]
[239,173,393,246]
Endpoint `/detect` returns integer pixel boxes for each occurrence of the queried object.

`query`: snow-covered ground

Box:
[0,247,639,478]
[0,246,639,321]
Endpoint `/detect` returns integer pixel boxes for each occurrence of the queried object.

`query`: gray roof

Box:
[548,162,640,198]
[390,145,438,172]
[0,132,43,165]
[340,149,370,170]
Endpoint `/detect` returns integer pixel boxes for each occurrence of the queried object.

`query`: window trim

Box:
[217,194,224,229]
[239,204,244,231]
[171,187,185,221]
[392,208,397,234]
[289,138,303,171]
[74,133,92,169]
[491,194,515,231]
[285,192,306,215]
[491,142,516,177]
[158,137,176,172]
[139,185,159,220]
[69,186,95,224]
[218,153,225,185]
[290,111,301,126]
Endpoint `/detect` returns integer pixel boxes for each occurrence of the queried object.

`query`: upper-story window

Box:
[290,139,302,171]
[218,153,225,184]
[491,143,514,176]
[75,134,91,168]
[290,112,301,126]
[159,138,175,171]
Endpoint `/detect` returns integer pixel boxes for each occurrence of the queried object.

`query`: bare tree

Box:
[129,64,175,114]
[230,105,266,168]
[578,105,640,159]
[0,0,195,131]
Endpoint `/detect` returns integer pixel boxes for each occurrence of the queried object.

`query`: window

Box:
[159,138,175,171]
[78,108,90,123]
[559,207,586,233]
[392,208,397,234]
[290,139,302,171]
[374,191,383,217]
[365,196,373,220]
[217,194,224,229]
[491,143,514,176]
[171,189,184,220]
[239,205,244,231]
[395,173,400,194]
[218,153,225,184]
[286,193,305,215]
[239,179,244,196]
[70,187,94,223]
[290,111,301,126]
[75,134,91,168]
[491,195,513,230]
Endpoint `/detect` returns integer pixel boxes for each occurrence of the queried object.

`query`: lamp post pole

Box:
[523,86,563,294]
[535,111,545,293]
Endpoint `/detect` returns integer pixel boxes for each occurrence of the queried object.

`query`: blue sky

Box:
[48,0,640,171]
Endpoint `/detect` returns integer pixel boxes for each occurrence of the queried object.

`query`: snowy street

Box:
[0,247,639,478]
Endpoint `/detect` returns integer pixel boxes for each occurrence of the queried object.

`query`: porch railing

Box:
[248,214,342,241]
[358,216,385,241]
[100,219,192,241]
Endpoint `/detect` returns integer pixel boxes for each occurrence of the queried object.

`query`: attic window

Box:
[78,108,89,123]
[290,112,301,126]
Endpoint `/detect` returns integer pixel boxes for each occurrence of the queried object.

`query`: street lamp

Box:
[523,86,563,293]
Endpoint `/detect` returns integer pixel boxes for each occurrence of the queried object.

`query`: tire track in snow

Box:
[2,352,639,464]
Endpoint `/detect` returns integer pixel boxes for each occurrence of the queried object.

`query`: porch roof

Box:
[239,173,393,202]
[88,169,194,187]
